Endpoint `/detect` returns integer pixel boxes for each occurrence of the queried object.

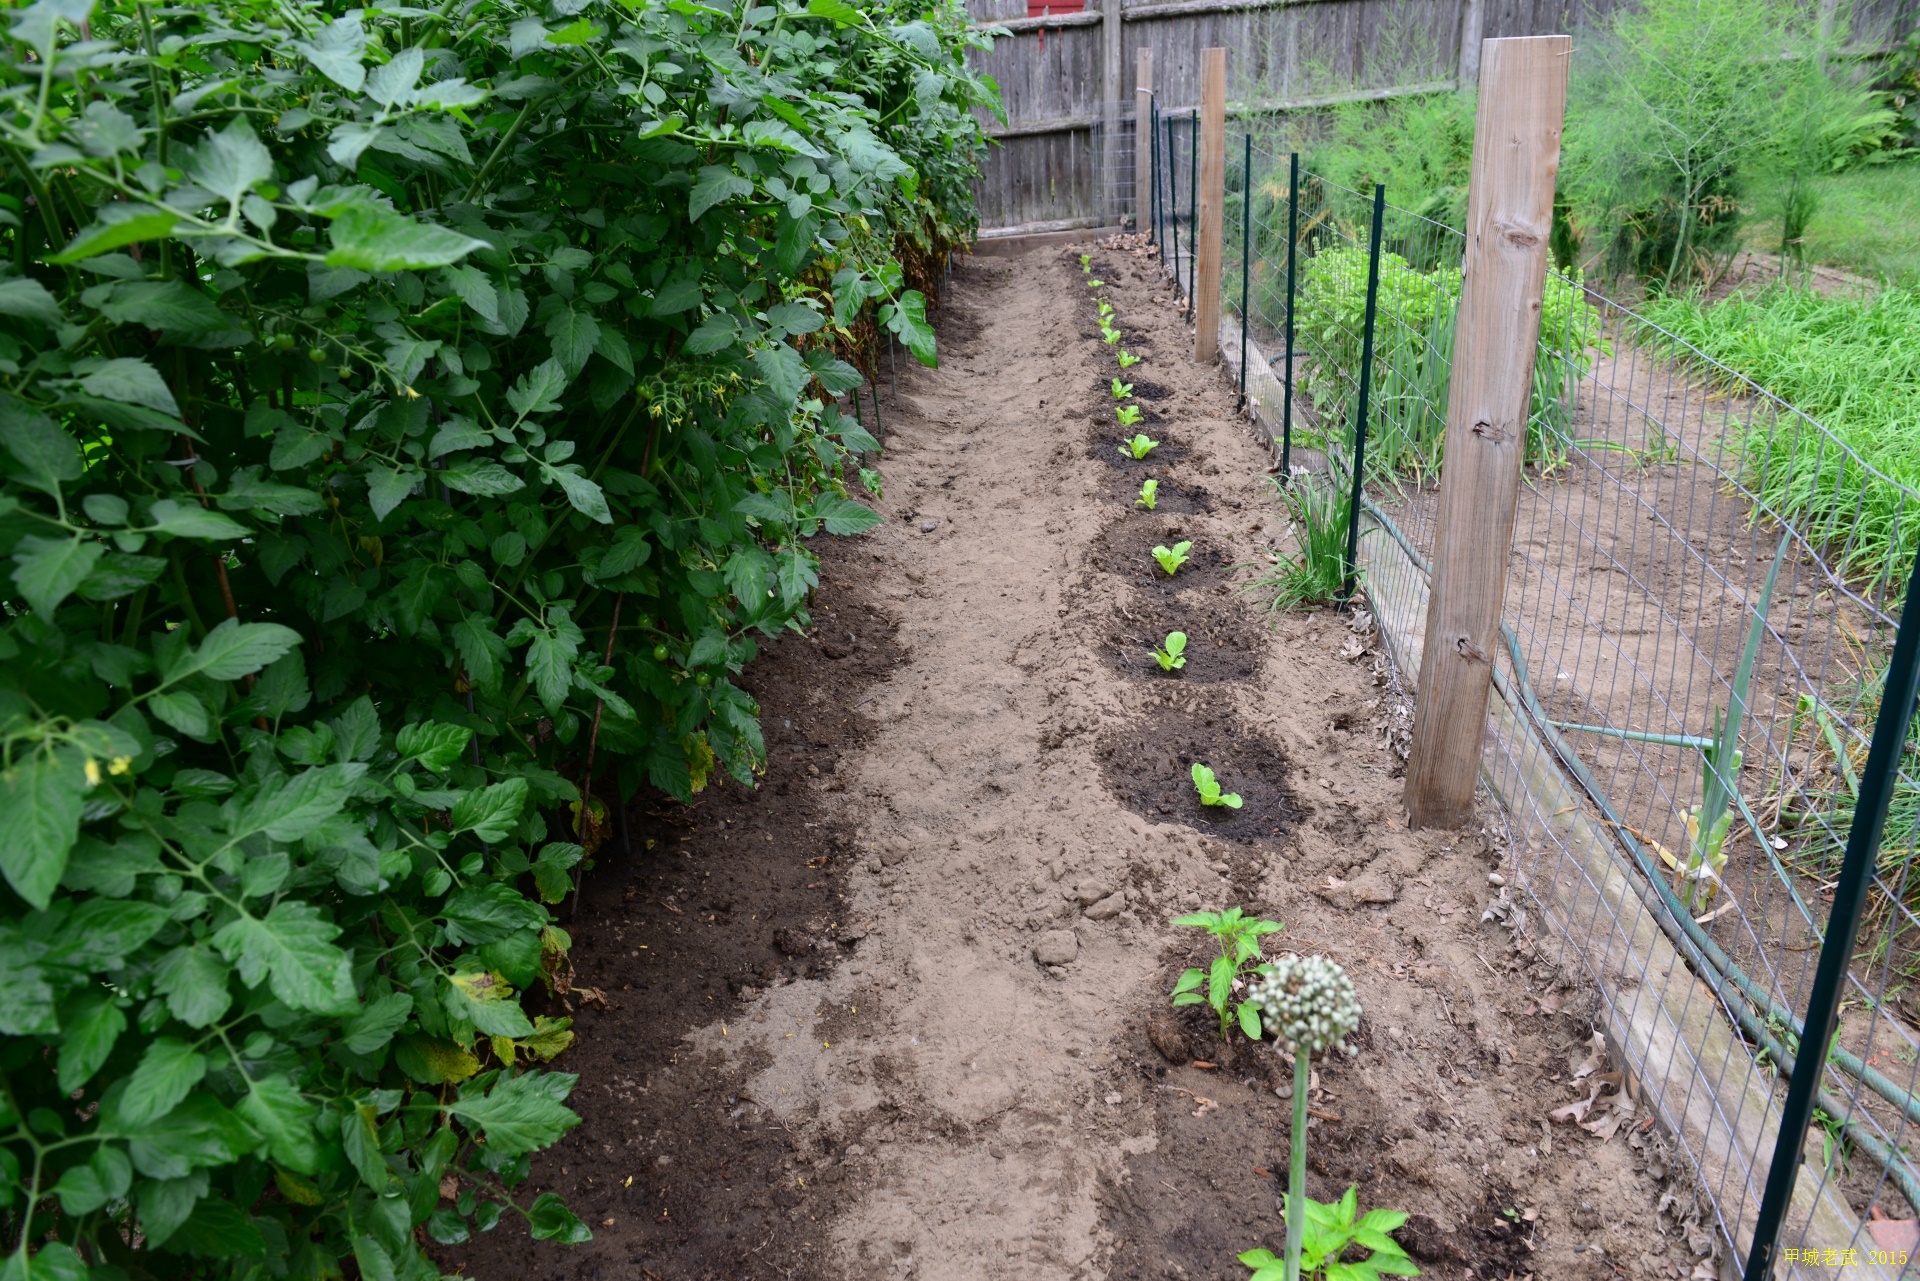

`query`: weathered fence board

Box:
[968,0,1920,232]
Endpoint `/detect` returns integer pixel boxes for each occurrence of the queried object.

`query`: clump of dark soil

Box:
[1095,704,1301,844]
[1098,587,1266,685]
[1101,469,1213,514]
[1093,510,1241,595]
[438,540,899,1281]
[1091,433,1192,470]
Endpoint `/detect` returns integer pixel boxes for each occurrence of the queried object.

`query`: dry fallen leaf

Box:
[1550,1068,1637,1140]
[1572,1031,1607,1080]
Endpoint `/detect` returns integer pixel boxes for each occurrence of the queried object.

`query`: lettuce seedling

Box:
[1087,279,1105,288]
[1152,540,1191,575]
[1136,479,1159,510]
[1097,300,1115,318]
[1112,378,1133,399]
[1191,762,1241,807]
[1101,324,1122,344]
[1118,433,1159,459]
[1117,349,1141,367]
[1079,253,1092,271]
[1153,631,1187,671]
[1116,404,1144,428]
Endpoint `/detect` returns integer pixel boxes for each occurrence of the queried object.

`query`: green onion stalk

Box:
[1248,955,1363,1281]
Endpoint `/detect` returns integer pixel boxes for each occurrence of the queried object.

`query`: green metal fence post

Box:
[1187,111,1198,314]
[1338,183,1385,607]
[1148,97,1159,247]
[1166,112,1178,289]
[1237,132,1252,413]
[1282,152,1298,480]
[1744,550,1920,1278]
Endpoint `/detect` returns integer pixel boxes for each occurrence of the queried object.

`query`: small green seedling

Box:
[1101,324,1122,344]
[1111,378,1134,399]
[1136,479,1159,510]
[1117,349,1141,367]
[1153,631,1187,671]
[1118,433,1159,460]
[1116,404,1144,427]
[1079,253,1092,271]
[1237,1187,1419,1281]
[1087,278,1105,288]
[1170,907,1282,1040]
[1097,301,1115,319]
[1191,761,1241,808]
[1152,540,1191,575]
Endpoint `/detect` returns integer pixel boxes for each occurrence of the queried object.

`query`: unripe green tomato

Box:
[652,643,669,662]
[308,346,327,363]
[695,671,712,688]
[271,332,295,352]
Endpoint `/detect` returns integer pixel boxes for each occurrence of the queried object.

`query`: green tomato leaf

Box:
[238,764,363,842]
[448,1071,581,1157]
[148,498,248,541]
[11,535,103,618]
[210,901,356,1014]
[49,207,180,264]
[236,1074,319,1174]
[119,1037,209,1126]
[0,748,85,909]
[689,166,754,221]
[812,495,882,535]
[442,881,545,946]
[528,1190,592,1242]
[56,994,126,1093]
[0,402,83,493]
[325,203,488,272]
[343,991,414,1055]
[397,722,472,772]
[152,945,233,1029]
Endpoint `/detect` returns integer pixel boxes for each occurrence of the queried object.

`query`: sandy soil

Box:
[450,244,1724,1281]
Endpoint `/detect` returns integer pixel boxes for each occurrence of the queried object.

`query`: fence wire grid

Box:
[1140,129,1920,1278]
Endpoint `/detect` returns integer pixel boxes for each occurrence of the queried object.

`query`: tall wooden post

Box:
[1135,48,1154,233]
[1403,35,1571,829]
[1193,47,1226,364]
[1102,0,1124,224]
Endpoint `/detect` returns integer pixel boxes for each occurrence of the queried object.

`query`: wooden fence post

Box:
[1135,47,1154,232]
[1194,47,1225,364]
[1103,0,1124,223]
[1457,0,1484,85]
[1403,35,1571,829]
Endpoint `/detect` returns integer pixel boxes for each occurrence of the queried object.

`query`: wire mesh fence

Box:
[1152,130,1920,1276]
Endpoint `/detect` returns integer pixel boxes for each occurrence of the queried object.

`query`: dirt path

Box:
[453,245,1709,1281]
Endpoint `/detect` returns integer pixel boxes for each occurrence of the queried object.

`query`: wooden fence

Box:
[968,0,1920,234]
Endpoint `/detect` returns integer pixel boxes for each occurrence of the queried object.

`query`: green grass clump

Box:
[1638,284,1920,594]
[1746,163,1920,286]
[1256,475,1353,611]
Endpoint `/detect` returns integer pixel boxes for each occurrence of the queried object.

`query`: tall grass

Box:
[1637,285,1920,596]
[1258,474,1352,611]
[1744,163,1920,285]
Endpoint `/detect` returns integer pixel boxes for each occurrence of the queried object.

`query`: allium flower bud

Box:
[1247,954,1361,1058]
